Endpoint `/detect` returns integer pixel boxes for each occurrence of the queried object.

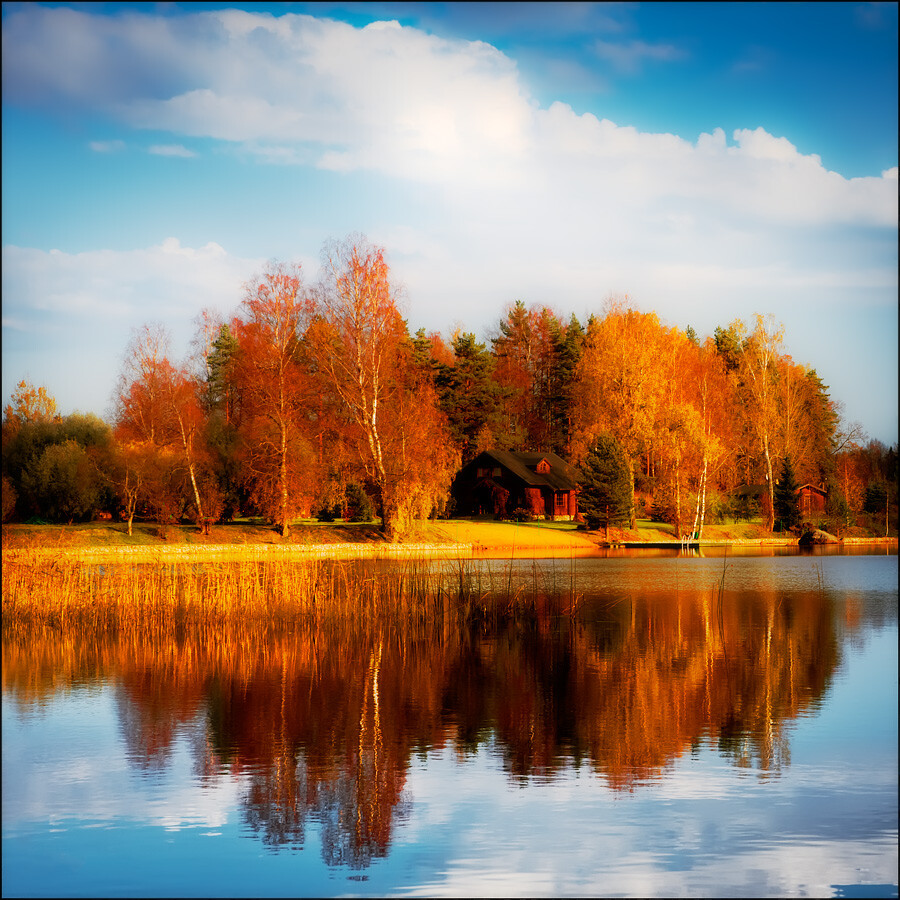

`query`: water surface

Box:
[3,549,897,897]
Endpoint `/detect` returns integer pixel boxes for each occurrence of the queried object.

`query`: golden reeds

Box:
[2,551,582,638]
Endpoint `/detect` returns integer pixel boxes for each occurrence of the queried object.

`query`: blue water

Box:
[3,551,897,898]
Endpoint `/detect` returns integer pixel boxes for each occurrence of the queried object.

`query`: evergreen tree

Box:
[344,481,373,522]
[713,323,743,372]
[864,481,887,514]
[205,323,239,420]
[824,475,850,535]
[549,313,584,454]
[435,333,505,461]
[579,432,633,539]
[774,454,801,531]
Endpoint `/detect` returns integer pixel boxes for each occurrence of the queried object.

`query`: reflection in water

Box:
[2,575,851,869]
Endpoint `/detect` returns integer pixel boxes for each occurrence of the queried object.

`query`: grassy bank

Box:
[3,516,894,560]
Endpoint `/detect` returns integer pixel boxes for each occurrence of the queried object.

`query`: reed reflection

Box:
[3,583,845,865]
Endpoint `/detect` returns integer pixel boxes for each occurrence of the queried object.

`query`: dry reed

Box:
[2,551,582,638]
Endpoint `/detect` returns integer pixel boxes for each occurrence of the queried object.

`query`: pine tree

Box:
[549,313,584,454]
[774,454,801,531]
[435,333,505,461]
[580,433,633,539]
[205,323,239,420]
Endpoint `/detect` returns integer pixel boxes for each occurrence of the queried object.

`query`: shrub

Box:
[317,504,341,523]
[20,440,101,523]
[2,475,17,523]
[344,482,373,522]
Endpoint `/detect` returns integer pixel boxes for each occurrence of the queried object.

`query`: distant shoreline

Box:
[3,535,895,564]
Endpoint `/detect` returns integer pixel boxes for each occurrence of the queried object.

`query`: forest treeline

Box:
[2,236,897,538]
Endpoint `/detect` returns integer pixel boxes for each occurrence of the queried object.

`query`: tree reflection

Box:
[3,582,848,865]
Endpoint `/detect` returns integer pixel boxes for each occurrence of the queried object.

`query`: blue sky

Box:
[2,2,897,443]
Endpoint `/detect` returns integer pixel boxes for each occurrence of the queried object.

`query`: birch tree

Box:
[233,263,317,537]
[114,324,208,526]
[740,314,784,531]
[311,236,456,538]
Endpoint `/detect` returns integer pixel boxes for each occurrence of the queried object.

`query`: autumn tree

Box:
[311,236,457,538]
[739,314,784,531]
[232,263,318,537]
[3,379,58,430]
[114,324,210,527]
[571,300,671,526]
[490,302,569,452]
[381,355,460,534]
[108,440,154,535]
[778,360,838,487]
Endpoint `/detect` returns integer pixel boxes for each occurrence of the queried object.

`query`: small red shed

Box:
[797,484,826,518]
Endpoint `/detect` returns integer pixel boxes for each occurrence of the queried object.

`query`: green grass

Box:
[3,515,890,554]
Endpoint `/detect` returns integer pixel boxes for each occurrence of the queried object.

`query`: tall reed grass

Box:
[2,552,582,638]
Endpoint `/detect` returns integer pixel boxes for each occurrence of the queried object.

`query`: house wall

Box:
[799,488,826,516]
[525,487,545,517]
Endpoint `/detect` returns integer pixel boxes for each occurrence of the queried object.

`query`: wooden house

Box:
[452,450,580,521]
[733,482,827,520]
[797,483,827,518]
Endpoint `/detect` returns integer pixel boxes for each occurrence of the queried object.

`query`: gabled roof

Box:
[797,483,827,496]
[475,449,580,492]
[732,483,767,498]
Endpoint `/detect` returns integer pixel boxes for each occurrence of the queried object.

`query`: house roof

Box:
[734,482,826,497]
[732,483,767,498]
[475,449,580,492]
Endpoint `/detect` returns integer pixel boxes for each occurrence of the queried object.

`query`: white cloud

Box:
[3,6,894,229]
[1,239,264,417]
[89,139,125,153]
[2,239,253,322]
[148,143,197,157]
[593,38,687,74]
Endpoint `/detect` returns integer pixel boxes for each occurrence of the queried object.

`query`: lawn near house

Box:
[1,516,828,562]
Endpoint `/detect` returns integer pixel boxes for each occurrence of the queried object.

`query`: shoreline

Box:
[3,535,896,563]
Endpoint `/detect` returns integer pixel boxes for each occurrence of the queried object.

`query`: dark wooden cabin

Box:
[452,450,580,521]
[733,482,827,520]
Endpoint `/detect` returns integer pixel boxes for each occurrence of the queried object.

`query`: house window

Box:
[492,467,501,477]
[536,459,551,474]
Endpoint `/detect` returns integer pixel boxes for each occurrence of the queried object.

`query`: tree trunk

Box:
[280,424,290,539]
[675,460,682,536]
[176,413,204,525]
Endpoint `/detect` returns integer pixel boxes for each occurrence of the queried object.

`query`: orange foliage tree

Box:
[113,324,211,527]
[310,237,458,538]
[3,379,58,430]
[232,263,320,537]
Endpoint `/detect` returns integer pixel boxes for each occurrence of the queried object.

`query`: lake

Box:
[2,547,897,898]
